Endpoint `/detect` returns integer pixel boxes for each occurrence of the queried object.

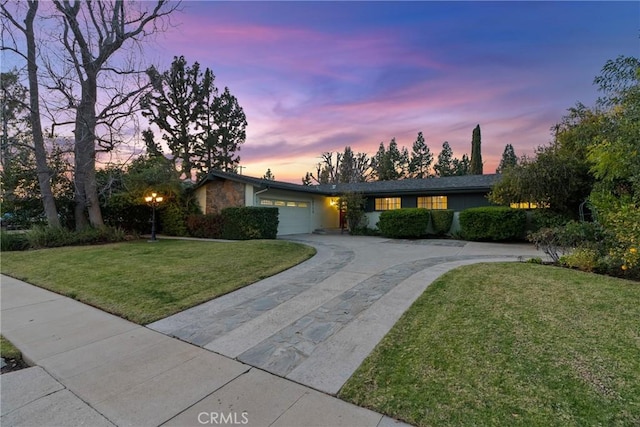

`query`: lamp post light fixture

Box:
[144,192,163,242]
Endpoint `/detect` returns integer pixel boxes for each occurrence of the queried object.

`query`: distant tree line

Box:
[301,124,510,185]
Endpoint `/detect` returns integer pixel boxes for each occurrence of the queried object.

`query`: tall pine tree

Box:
[372,138,408,181]
[434,141,456,177]
[142,57,246,180]
[141,56,208,179]
[200,87,247,175]
[470,124,483,174]
[496,144,518,173]
[408,131,433,179]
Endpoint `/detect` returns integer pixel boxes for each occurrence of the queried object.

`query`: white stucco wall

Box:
[195,185,207,214]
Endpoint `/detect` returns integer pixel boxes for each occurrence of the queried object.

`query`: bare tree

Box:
[307,147,372,184]
[48,0,180,229]
[1,0,61,227]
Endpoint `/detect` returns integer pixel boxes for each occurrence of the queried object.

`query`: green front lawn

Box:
[1,239,315,324]
[339,263,640,426]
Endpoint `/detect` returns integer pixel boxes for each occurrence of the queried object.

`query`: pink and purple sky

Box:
[8,1,639,183]
[144,1,637,183]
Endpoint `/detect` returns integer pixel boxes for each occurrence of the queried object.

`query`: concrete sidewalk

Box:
[1,275,407,427]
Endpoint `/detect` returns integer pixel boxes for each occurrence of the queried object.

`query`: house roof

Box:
[317,173,501,196]
[196,170,501,196]
[195,170,326,194]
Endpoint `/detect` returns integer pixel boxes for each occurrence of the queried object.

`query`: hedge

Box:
[430,210,454,236]
[459,206,527,241]
[186,213,224,238]
[221,207,279,240]
[378,208,430,238]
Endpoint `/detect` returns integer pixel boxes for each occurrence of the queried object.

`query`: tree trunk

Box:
[25,1,60,228]
[74,74,104,229]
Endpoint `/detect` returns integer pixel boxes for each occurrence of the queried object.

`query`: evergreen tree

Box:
[141,56,208,179]
[372,138,408,181]
[496,144,518,173]
[200,86,247,175]
[338,147,356,183]
[142,57,246,180]
[263,169,275,180]
[433,141,456,177]
[453,154,471,176]
[408,131,433,178]
[470,124,483,174]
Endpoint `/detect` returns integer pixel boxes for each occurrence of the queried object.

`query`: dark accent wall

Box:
[448,193,493,211]
[364,192,493,212]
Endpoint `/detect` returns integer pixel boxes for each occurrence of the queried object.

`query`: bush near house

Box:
[186,213,224,238]
[378,208,430,239]
[459,206,526,241]
[221,207,279,240]
[429,210,454,236]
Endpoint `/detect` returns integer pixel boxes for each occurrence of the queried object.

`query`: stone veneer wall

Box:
[205,180,245,214]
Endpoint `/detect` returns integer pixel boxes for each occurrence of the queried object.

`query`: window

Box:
[375,197,401,211]
[418,196,448,210]
[260,199,310,208]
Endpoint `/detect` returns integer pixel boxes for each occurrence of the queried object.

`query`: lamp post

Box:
[144,192,163,242]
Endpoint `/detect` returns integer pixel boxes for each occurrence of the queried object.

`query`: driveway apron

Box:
[148,235,544,395]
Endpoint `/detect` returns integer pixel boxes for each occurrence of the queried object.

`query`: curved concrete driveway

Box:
[149,235,544,395]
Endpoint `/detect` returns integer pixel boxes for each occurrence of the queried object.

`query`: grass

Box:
[1,239,315,324]
[339,263,640,426]
[1,335,22,360]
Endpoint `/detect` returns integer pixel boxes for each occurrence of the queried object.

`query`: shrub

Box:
[527,227,567,263]
[221,207,279,240]
[25,225,129,249]
[26,226,75,248]
[430,210,454,236]
[600,204,640,274]
[159,202,189,236]
[527,221,610,264]
[0,231,30,251]
[377,208,430,239]
[186,214,224,238]
[459,207,527,241]
[338,192,367,233]
[529,210,570,232]
[102,193,150,233]
[560,248,600,272]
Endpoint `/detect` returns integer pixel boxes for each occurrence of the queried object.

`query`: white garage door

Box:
[259,199,311,235]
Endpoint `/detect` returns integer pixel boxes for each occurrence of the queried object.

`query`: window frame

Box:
[417,196,448,210]
[374,197,401,211]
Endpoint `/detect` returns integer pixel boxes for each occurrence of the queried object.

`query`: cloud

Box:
[136,1,637,183]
